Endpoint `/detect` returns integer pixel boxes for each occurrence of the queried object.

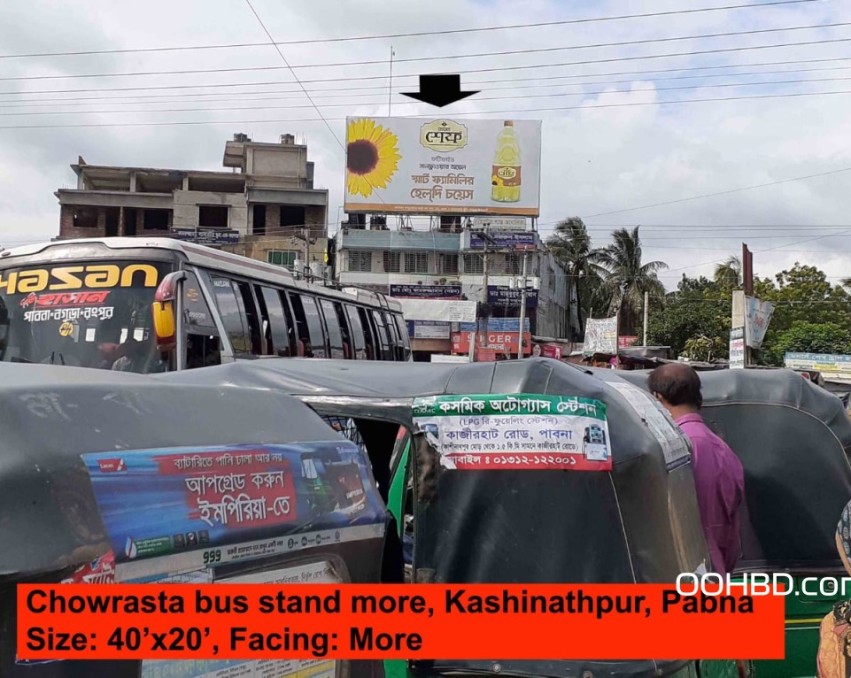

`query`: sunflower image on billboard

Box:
[343,116,541,217]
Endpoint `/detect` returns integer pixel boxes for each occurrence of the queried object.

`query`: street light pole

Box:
[517,250,528,360]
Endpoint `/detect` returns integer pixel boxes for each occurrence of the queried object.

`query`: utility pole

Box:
[479,223,491,356]
[517,250,528,360]
[642,290,649,346]
[742,243,754,366]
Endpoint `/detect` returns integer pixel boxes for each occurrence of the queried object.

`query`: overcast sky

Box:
[1,0,850,290]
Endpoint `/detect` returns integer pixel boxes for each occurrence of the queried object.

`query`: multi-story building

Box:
[55,133,329,272]
[332,215,577,360]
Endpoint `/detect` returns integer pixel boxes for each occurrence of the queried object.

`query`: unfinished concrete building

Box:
[55,133,329,270]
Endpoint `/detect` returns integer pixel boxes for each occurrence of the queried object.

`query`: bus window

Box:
[256,285,294,357]
[289,294,327,358]
[357,307,377,360]
[392,312,411,360]
[209,276,251,355]
[233,280,263,355]
[332,301,354,359]
[319,299,345,359]
[344,304,366,360]
[371,310,392,360]
[383,311,404,361]
[183,270,221,369]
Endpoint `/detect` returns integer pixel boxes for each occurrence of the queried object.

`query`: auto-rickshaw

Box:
[0,361,392,678]
[611,366,851,677]
[166,356,748,677]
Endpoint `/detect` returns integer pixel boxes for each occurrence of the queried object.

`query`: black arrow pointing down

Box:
[401,74,479,108]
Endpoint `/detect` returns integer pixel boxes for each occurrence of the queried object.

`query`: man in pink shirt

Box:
[648,363,746,575]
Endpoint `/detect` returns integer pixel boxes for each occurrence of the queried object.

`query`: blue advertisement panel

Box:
[81,442,386,576]
[456,317,530,332]
[469,232,536,250]
[487,285,539,308]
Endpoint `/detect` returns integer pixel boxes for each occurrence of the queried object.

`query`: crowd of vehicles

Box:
[1,238,850,677]
[0,237,410,373]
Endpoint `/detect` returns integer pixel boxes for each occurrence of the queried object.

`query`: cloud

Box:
[1,0,850,291]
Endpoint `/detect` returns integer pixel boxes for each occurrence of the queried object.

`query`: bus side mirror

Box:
[152,271,186,351]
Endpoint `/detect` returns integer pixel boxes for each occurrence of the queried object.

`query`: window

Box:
[209,276,251,355]
[71,207,98,229]
[464,254,484,275]
[371,310,392,360]
[333,302,354,359]
[184,271,222,368]
[404,252,429,274]
[198,205,228,228]
[257,286,294,357]
[143,209,170,230]
[268,250,298,269]
[383,251,401,273]
[348,251,372,273]
[504,253,521,275]
[345,305,367,359]
[383,311,405,361]
[234,280,262,355]
[393,313,411,359]
[290,294,327,358]
[358,307,378,360]
[253,205,266,235]
[280,206,306,228]
[438,254,458,275]
[319,299,345,359]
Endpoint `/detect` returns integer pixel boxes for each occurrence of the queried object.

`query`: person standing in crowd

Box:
[647,363,745,575]
[817,500,851,676]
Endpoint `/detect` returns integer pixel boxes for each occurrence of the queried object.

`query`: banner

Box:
[390,284,462,299]
[407,320,451,340]
[583,317,618,356]
[344,116,542,216]
[744,296,774,349]
[171,228,240,246]
[730,327,745,369]
[470,216,527,231]
[397,298,477,323]
[412,394,611,471]
[469,232,536,250]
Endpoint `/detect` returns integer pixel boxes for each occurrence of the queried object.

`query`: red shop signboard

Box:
[452,331,532,355]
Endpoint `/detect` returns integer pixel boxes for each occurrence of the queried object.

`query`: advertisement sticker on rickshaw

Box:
[412,393,611,471]
[78,442,387,583]
[607,381,690,469]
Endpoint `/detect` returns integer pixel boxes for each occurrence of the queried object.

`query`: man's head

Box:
[647,363,703,417]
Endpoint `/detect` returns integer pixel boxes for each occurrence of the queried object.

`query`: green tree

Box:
[647,275,731,358]
[714,255,741,292]
[763,321,851,365]
[597,226,667,336]
[753,263,851,364]
[545,217,607,340]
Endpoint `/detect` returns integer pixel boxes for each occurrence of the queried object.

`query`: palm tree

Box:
[714,255,742,290]
[597,226,667,337]
[545,217,607,340]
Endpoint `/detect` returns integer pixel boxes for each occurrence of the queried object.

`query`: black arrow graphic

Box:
[401,74,479,108]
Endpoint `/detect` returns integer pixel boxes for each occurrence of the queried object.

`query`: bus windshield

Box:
[0,260,172,373]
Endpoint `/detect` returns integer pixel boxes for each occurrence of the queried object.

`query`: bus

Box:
[0,237,410,373]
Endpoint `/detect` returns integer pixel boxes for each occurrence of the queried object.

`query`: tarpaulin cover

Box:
[162,357,710,677]
[0,362,388,678]
[612,367,851,572]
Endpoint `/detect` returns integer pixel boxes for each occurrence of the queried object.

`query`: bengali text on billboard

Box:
[344,116,542,216]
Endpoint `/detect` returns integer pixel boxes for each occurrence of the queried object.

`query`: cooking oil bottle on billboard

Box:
[491,120,521,202]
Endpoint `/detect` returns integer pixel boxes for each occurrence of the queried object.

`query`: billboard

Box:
[730,327,745,369]
[785,352,851,379]
[745,295,774,349]
[487,285,538,308]
[471,216,527,231]
[344,116,542,216]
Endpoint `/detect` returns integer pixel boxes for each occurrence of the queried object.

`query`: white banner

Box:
[344,116,542,216]
[729,327,745,369]
[412,394,612,471]
[471,216,528,231]
[398,298,477,322]
[745,296,774,349]
[583,316,618,356]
